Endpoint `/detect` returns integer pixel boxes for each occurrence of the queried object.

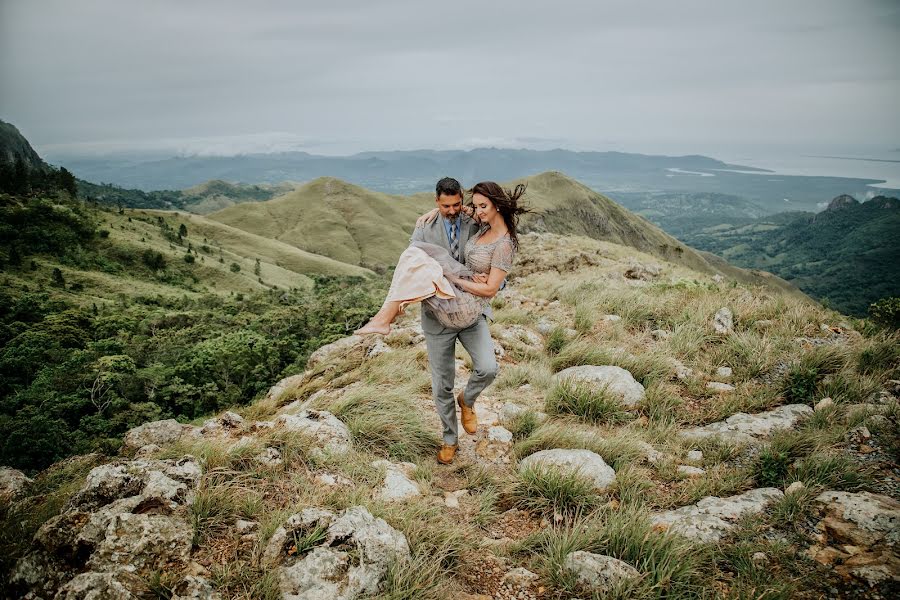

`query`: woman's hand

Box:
[416,208,440,227]
[471,273,489,284]
[461,204,476,220]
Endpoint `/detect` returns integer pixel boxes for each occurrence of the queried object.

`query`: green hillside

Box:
[684,195,900,315]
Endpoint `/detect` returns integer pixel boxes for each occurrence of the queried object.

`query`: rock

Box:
[602,314,622,323]
[536,319,554,335]
[636,442,665,465]
[235,519,259,534]
[810,491,900,585]
[713,307,734,335]
[712,274,724,283]
[172,575,222,600]
[715,366,733,379]
[87,512,193,572]
[815,397,834,411]
[686,450,703,463]
[651,488,784,542]
[475,426,514,463]
[751,552,768,565]
[786,481,805,495]
[672,359,694,381]
[276,410,352,454]
[264,506,410,600]
[555,365,645,407]
[265,373,306,402]
[493,340,506,359]
[677,465,705,478]
[502,567,540,587]
[706,382,735,393]
[55,570,137,600]
[0,466,32,502]
[846,426,872,444]
[199,411,245,436]
[678,404,813,445]
[498,325,543,347]
[134,444,161,459]
[123,419,184,450]
[444,489,468,509]
[314,472,353,487]
[366,339,392,358]
[563,551,641,594]
[651,329,670,341]
[499,403,547,428]
[372,460,421,503]
[624,261,662,280]
[519,449,616,492]
[307,335,367,368]
[255,447,283,467]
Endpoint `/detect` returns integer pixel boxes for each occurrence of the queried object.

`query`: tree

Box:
[85,355,136,415]
[179,223,188,237]
[254,258,261,276]
[58,167,78,198]
[230,262,241,273]
[51,267,65,287]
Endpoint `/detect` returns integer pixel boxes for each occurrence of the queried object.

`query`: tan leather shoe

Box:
[457,391,477,435]
[437,443,458,464]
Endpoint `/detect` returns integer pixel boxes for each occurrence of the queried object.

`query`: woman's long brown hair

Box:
[468,181,531,250]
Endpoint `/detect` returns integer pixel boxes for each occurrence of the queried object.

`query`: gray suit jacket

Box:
[410,215,492,333]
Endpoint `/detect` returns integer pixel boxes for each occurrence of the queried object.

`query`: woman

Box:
[355,181,528,335]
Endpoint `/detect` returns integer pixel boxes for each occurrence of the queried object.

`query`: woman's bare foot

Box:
[354,321,391,335]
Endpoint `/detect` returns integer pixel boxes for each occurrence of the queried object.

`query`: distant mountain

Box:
[51,147,896,212]
[684,195,900,315]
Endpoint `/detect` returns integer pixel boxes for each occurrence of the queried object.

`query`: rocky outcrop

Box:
[807,491,900,586]
[555,365,645,407]
[519,449,616,492]
[275,409,353,454]
[0,466,32,502]
[123,419,185,450]
[11,456,201,599]
[651,488,784,542]
[262,506,410,599]
[678,404,813,444]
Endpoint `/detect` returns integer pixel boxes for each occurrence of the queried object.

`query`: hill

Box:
[0,121,47,171]
[209,171,806,298]
[684,195,900,315]
[3,230,898,598]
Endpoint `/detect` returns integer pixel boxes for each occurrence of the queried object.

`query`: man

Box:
[411,176,497,465]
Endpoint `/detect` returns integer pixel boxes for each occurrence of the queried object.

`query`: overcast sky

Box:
[2,0,899,159]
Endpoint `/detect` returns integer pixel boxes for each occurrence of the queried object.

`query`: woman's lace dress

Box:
[386,226,516,329]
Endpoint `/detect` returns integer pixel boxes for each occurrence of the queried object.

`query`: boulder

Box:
[0,466,32,502]
[87,512,193,572]
[555,365,645,407]
[678,404,812,445]
[307,336,367,369]
[651,488,784,542]
[372,460,421,503]
[265,373,306,402]
[55,570,138,600]
[276,410,352,454]
[263,506,410,600]
[563,551,641,594]
[519,449,616,492]
[713,307,733,334]
[123,419,184,450]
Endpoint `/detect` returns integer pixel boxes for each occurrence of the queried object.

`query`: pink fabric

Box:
[386,246,457,313]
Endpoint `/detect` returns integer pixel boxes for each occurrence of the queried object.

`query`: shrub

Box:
[868,296,900,329]
[229,262,241,273]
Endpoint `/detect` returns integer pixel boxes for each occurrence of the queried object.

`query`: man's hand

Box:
[416,208,440,227]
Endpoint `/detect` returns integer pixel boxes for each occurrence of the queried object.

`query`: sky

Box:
[2,0,899,160]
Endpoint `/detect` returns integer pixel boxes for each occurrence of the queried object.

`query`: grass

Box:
[509,464,603,517]
[545,380,632,425]
[780,345,848,404]
[516,507,711,599]
[550,339,672,385]
[545,326,569,356]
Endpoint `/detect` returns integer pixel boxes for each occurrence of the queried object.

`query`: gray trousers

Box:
[423,313,498,445]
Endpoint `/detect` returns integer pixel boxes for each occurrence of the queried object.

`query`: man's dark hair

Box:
[435,177,462,198]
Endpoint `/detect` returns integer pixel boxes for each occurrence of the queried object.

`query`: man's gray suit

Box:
[411,215,497,446]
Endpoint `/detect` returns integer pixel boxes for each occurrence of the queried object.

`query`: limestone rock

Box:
[678,404,812,445]
[785,481,805,495]
[254,447,283,467]
[502,567,540,587]
[264,506,410,600]
[444,489,468,509]
[172,575,222,600]
[602,314,622,323]
[366,338,392,358]
[677,465,706,478]
[713,307,734,334]
[372,460,421,503]
[815,397,834,411]
[498,325,543,347]
[519,449,616,492]
[276,410,352,454]
[55,570,138,600]
[123,419,184,450]
[0,466,32,502]
[555,365,645,407]
[307,335,367,369]
[314,472,353,487]
[563,551,641,594]
[715,366,733,379]
[624,261,662,280]
[671,359,694,381]
[651,488,784,542]
[636,441,665,465]
[265,373,306,402]
[87,512,193,572]
[686,450,703,463]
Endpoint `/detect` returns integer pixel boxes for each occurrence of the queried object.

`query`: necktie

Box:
[449,220,459,261]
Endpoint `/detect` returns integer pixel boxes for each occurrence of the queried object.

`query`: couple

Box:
[356,177,528,464]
